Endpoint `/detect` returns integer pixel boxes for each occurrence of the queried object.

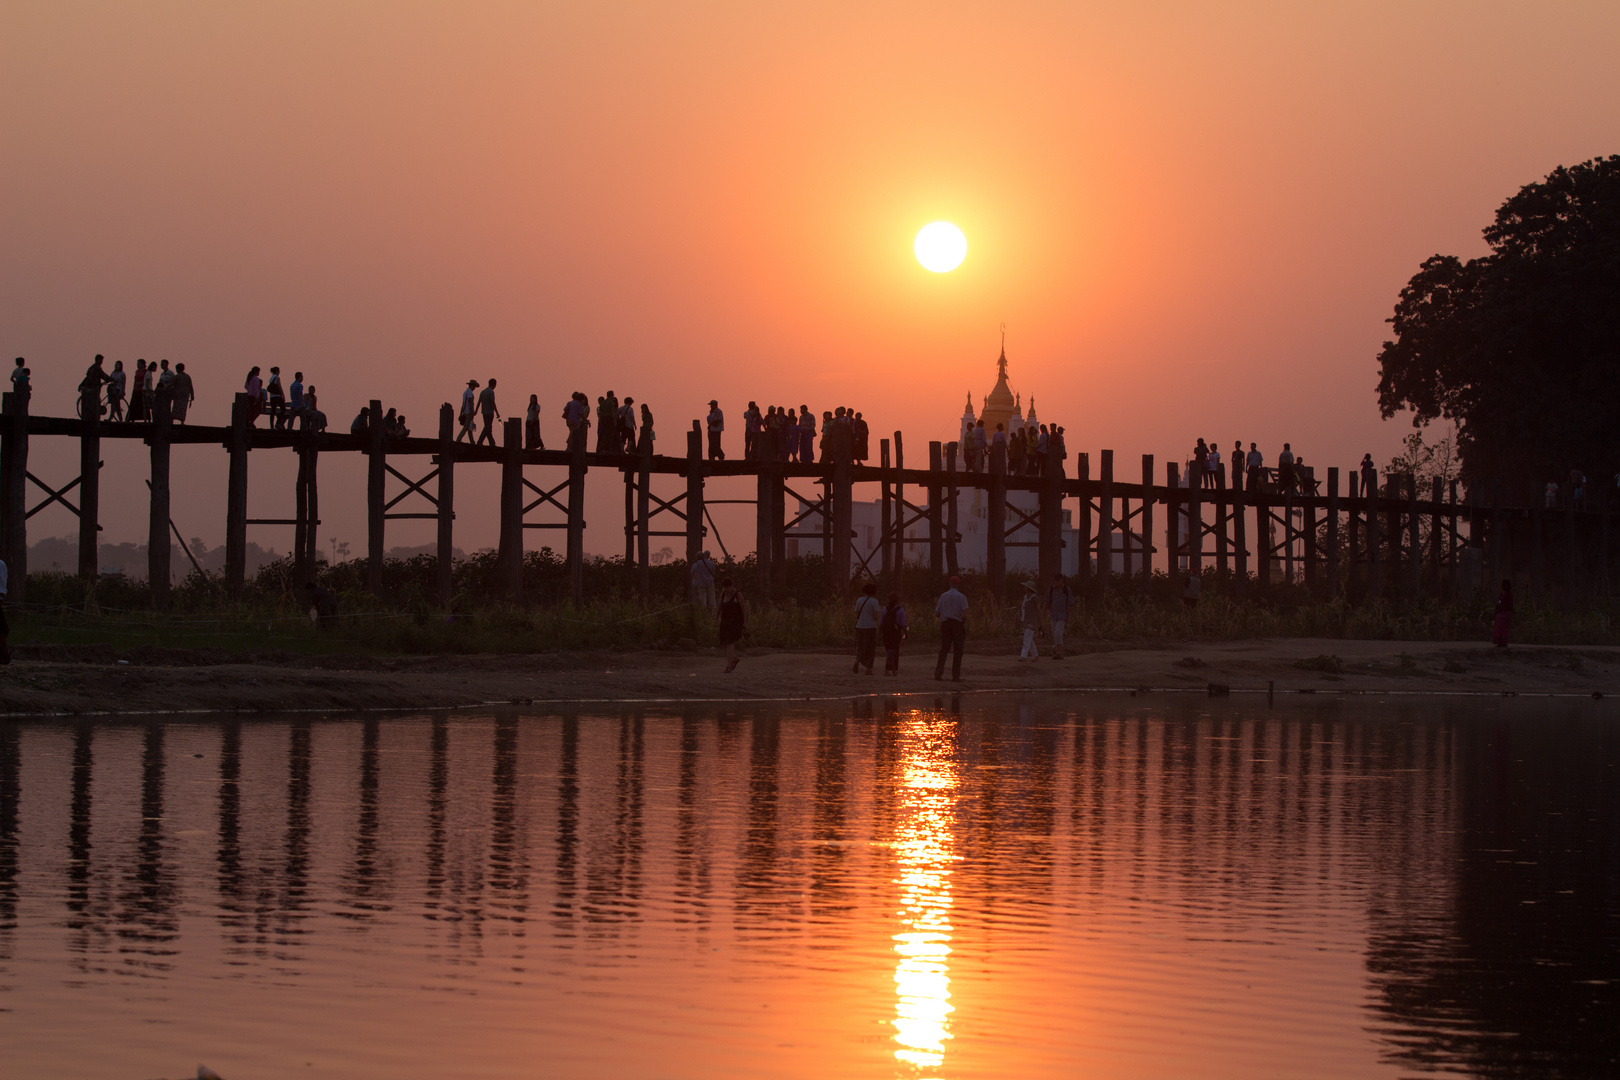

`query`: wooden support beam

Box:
[1098,449,1114,592]
[2,390,29,601]
[880,438,892,578]
[149,387,172,607]
[1038,446,1062,587]
[832,443,852,591]
[566,440,586,604]
[365,399,384,595]
[1347,473,1361,600]
[225,392,251,599]
[944,441,960,576]
[1077,453,1092,590]
[1366,476,1382,599]
[927,441,943,576]
[1185,451,1199,580]
[1431,476,1444,599]
[986,441,1006,592]
[1408,473,1420,599]
[1229,455,1245,595]
[1601,484,1611,601]
[1530,482,1544,602]
[504,416,524,600]
[1255,469,1270,588]
[1142,454,1157,583]
[1165,461,1180,580]
[1327,468,1340,598]
[1565,479,1580,605]
[436,403,454,607]
[78,384,101,582]
[686,425,705,566]
[755,458,774,595]
[892,432,905,587]
[638,435,652,598]
[1214,470,1229,577]
[1303,477,1317,590]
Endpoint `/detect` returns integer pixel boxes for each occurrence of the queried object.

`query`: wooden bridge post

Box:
[1303,479,1318,590]
[1165,462,1180,580]
[1430,476,1444,599]
[503,417,524,600]
[2,390,29,601]
[1327,468,1341,597]
[1347,474,1360,599]
[1407,473,1420,599]
[636,431,653,598]
[986,441,1006,592]
[1565,482,1580,606]
[1283,487,1295,586]
[78,383,100,582]
[148,386,172,607]
[623,456,635,567]
[880,438,892,578]
[225,393,251,598]
[436,403,454,607]
[1038,449,1062,586]
[1366,474,1382,599]
[1231,457,1246,595]
[1098,450,1114,593]
[1186,453,1200,580]
[1254,469,1270,588]
[1076,453,1091,590]
[365,399,385,596]
[293,407,311,588]
[755,454,774,595]
[927,441,943,576]
[1214,471,1229,577]
[686,426,705,566]
[1142,454,1156,583]
[945,441,960,576]
[1530,481,1545,602]
[831,442,852,591]
[1601,485,1612,601]
[892,432,905,582]
[566,440,586,604]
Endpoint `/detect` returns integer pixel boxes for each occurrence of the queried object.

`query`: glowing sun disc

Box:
[914,222,967,273]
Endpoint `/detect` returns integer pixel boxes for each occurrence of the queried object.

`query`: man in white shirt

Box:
[690,550,717,608]
[934,576,969,681]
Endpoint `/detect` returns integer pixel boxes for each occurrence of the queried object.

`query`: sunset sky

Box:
[4,1,1617,559]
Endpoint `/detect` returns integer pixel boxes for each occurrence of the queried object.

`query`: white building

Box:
[786,340,1082,576]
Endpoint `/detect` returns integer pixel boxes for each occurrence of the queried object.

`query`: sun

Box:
[914,222,967,273]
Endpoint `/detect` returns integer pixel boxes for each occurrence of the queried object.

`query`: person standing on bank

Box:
[476,378,500,446]
[525,393,543,450]
[853,581,881,675]
[880,591,908,675]
[935,575,968,681]
[1047,573,1072,659]
[690,549,717,608]
[717,576,746,672]
[706,399,724,461]
[1018,582,1040,660]
[1493,579,1513,647]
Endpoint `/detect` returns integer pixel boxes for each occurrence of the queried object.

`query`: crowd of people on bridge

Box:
[960,418,1067,475]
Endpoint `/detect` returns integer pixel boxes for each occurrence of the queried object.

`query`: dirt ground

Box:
[1,636,1617,715]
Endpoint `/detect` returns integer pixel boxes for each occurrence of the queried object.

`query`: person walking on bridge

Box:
[706,399,724,460]
[934,576,968,681]
[457,379,478,442]
[617,396,637,453]
[638,402,655,453]
[596,394,615,453]
[170,363,193,423]
[476,378,500,446]
[106,360,126,421]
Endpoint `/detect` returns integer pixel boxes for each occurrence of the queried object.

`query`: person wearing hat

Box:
[706,399,725,461]
[457,379,478,442]
[935,575,969,681]
[1017,581,1041,660]
[690,549,717,609]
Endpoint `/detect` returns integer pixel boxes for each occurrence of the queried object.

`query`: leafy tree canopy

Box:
[1376,156,1620,489]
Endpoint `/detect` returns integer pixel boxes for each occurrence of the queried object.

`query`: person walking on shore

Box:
[458,379,478,442]
[853,582,881,675]
[1017,583,1040,660]
[1493,579,1514,647]
[690,549,717,608]
[934,575,968,681]
[717,576,746,672]
[1047,573,1072,659]
[880,591,908,674]
[476,379,500,446]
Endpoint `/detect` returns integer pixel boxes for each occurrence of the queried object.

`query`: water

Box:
[1,696,1616,1079]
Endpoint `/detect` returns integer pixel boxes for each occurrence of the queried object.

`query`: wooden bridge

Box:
[0,387,1610,608]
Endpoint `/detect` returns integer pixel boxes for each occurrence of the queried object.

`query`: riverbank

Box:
[2,637,1616,715]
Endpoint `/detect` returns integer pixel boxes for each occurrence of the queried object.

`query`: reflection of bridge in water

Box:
[0,702,1614,1074]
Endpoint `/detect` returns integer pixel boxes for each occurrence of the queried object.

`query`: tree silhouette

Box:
[1376,156,1620,489]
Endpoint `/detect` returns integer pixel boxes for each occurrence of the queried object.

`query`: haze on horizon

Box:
[3,1,1617,559]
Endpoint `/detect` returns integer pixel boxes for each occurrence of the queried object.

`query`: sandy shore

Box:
[1,636,1617,715]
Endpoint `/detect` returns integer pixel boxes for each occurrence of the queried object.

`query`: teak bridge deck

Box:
[1,388,1610,607]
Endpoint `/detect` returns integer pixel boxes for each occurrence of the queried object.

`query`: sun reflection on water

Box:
[891,712,959,1074]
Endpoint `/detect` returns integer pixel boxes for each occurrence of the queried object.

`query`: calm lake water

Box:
[1,696,1616,1079]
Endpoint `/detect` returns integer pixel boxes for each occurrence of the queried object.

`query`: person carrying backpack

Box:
[880,591,908,675]
[853,581,881,675]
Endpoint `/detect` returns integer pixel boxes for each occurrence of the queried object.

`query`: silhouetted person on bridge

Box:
[1277,443,1297,493]
[457,379,478,442]
[638,403,654,453]
[1359,453,1378,496]
[617,396,637,453]
[244,366,264,426]
[744,401,761,460]
[476,379,500,446]
[596,394,615,453]
[106,360,126,421]
[526,394,543,450]
[267,366,287,429]
[170,363,193,423]
[707,399,724,460]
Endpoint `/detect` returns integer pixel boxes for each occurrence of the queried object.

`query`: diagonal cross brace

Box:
[26,468,97,520]
[522,475,571,518]
[384,463,439,513]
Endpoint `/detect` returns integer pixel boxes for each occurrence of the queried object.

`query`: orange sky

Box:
[4,1,1618,558]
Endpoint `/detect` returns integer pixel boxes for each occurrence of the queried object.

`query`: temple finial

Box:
[997,322,1008,380]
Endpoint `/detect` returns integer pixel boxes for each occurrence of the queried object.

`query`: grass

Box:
[10,554,1620,657]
